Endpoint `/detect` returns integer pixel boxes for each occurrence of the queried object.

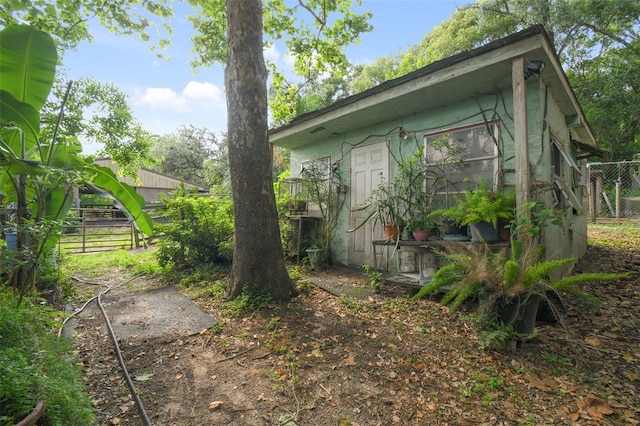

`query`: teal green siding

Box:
[290,80,587,266]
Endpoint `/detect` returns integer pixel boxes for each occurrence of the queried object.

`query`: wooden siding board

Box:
[276,28,592,268]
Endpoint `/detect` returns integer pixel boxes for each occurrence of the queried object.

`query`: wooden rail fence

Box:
[58,208,143,253]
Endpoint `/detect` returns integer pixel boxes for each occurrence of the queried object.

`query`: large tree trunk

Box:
[225,0,293,301]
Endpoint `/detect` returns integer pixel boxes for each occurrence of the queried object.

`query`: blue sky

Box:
[62,1,470,154]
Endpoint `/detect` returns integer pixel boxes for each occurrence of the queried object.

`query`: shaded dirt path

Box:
[70,228,639,425]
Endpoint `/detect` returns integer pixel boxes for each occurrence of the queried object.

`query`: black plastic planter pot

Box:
[498,294,541,336]
[441,221,470,241]
[469,222,499,243]
[536,290,567,323]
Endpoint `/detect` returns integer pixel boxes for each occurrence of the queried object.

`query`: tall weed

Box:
[0,288,94,424]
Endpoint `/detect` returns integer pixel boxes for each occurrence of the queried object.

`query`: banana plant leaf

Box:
[82,164,154,236]
[0,90,40,144]
[44,137,85,168]
[0,25,57,111]
[42,186,74,222]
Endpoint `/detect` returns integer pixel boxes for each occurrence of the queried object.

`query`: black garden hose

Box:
[66,275,153,426]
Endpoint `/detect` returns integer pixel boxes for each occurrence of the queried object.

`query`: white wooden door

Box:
[349,142,388,266]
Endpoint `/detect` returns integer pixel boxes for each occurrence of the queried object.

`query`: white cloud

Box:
[264,44,280,62]
[264,43,297,74]
[134,81,224,113]
[182,81,222,102]
[137,87,186,111]
[284,51,296,69]
[127,80,228,138]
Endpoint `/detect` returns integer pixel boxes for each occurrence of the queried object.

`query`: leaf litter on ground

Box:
[70,225,639,425]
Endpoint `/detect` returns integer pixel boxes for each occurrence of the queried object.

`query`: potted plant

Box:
[351,142,466,243]
[300,161,347,266]
[414,237,628,342]
[288,193,307,214]
[414,204,630,350]
[406,216,434,241]
[350,179,405,242]
[429,180,516,243]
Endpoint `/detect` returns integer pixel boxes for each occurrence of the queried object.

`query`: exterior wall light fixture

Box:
[524,59,546,80]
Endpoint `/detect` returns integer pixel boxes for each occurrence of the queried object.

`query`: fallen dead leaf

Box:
[543,377,559,391]
[343,356,356,366]
[584,337,602,347]
[525,373,549,392]
[603,331,627,341]
[577,394,614,421]
[309,348,323,358]
[209,401,224,411]
[111,418,121,425]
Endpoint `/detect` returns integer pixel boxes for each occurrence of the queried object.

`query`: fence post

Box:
[615,179,621,218]
[589,168,596,222]
[82,213,87,253]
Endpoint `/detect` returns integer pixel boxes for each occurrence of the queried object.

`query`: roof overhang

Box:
[269,25,597,152]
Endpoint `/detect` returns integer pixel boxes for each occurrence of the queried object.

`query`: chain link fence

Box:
[587,160,640,221]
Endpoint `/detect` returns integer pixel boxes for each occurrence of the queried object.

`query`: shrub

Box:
[157,196,234,268]
[0,288,95,425]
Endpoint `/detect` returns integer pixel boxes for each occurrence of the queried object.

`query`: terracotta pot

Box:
[384,224,402,241]
[411,230,430,241]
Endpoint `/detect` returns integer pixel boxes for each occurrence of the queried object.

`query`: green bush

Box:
[157,196,234,268]
[0,288,95,425]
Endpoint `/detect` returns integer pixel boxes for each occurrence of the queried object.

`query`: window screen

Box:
[424,123,500,207]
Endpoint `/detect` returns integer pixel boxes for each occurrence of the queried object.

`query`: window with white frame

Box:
[300,157,331,211]
[423,122,500,208]
[301,157,331,180]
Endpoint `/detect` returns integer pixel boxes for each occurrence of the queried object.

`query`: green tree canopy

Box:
[0,0,173,53]
[150,125,220,188]
[1,1,174,174]
[188,0,373,123]
[343,0,640,159]
[41,77,154,178]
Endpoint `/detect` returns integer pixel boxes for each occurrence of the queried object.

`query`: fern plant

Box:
[414,238,629,317]
[429,180,516,228]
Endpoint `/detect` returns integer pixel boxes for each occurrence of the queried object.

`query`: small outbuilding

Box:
[270,25,602,272]
[91,158,209,203]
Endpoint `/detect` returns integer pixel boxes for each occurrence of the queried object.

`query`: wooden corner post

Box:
[512,56,531,230]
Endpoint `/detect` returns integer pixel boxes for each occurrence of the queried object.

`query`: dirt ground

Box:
[70,227,640,426]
